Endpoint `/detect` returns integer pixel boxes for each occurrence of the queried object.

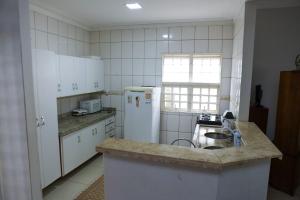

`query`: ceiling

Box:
[30,0,244,29]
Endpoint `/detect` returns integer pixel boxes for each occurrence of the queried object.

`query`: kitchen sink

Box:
[203,146,224,150]
[204,132,231,140]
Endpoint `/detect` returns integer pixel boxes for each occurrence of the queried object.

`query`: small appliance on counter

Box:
[80,98,102,114]
[222,110,235,120]
[196,113,222,127]
[72,109,88,116]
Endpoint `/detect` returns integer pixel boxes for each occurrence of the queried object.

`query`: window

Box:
[162,54,222,113]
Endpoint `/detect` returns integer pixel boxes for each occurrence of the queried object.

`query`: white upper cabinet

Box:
[96,60,104,91]
[59,55,75,97]
[73,57,87,94]
[86,59,104,93]
[58,56,104,97]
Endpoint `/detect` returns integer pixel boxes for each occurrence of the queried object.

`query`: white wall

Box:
[28,7,235,143]
[230,5,245,118]
[0,0,33,199]
[251,6,300,139]
[90,23,234,142]
[29,10,90,56]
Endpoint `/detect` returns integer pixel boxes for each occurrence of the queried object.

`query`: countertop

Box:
[96,121,282,170]
[58,108,116,137]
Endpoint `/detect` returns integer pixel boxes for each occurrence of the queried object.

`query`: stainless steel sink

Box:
[204,132,231,140]
[203,146,224,150]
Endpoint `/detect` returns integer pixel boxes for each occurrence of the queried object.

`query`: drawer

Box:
[105,129,115,138]
[105,122,115,133]
[105,116,115,125]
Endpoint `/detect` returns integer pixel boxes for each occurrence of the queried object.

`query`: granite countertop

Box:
[96,121,282,170]
[58,108,116,137]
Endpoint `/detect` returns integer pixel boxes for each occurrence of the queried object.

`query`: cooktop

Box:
[196,113,222,127]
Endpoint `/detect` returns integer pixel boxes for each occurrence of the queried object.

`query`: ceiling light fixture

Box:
[126,3,142,10]
[162,34,169,39]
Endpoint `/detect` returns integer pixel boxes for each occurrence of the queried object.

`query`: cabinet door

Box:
[86,59,97,93]
[96,60,104,91]
[59,55,75,97]
[73,57,87,94]
[55,55,62,97]
[95,121,106,147]
[33,49,61,188]
[62,132,82,175]
[82,124,97,159]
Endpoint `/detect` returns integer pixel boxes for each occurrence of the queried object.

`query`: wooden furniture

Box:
[249,106,269,134]
[269,70,300,195]
[32,49,61,188]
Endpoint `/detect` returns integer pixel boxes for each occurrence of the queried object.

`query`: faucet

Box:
[222,118,235,129]
[222,126,236,136]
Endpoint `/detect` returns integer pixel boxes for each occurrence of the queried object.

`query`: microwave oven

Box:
[80,99,102,114]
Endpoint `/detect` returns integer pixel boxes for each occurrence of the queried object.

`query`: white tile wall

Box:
[230,6,245,118]
[31,11,235,141]
[30,10,90,57]
[92,23,234,140]
[56,94,94,115]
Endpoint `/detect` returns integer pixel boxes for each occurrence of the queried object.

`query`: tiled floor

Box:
[43,155,300,200]
[268,187,300,200]
[43,155,104,200]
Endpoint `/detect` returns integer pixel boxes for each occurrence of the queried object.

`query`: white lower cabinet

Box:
[105,116,116,138]
[61,121,106,175]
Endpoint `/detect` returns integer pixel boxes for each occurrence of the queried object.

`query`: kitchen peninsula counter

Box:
[97,121,282,200]
[97,121,281,170]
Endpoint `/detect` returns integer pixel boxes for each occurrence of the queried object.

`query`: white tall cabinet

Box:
[32,49,61,189]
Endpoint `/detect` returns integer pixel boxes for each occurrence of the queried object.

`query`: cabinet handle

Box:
[57,84,61,92]
[92,129,94,135]
[95,128,97,134]
[40,116,45,126]
[76,83,78,90]
[77,136,81,143]
[36,118,40,127]
[72,83,75,90]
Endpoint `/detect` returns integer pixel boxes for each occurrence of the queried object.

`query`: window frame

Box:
[161,54,222,113]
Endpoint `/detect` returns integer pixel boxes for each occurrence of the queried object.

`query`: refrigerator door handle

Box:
[135,96,140,108]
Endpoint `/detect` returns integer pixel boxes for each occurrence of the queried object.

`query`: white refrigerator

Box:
[124,87,161,143]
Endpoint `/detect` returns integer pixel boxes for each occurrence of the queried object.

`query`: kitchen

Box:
[0,0,300,200]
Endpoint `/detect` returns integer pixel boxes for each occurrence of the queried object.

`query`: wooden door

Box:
[274,71,300,155]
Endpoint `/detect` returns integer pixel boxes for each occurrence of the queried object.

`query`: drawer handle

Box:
[77,136,81,143]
